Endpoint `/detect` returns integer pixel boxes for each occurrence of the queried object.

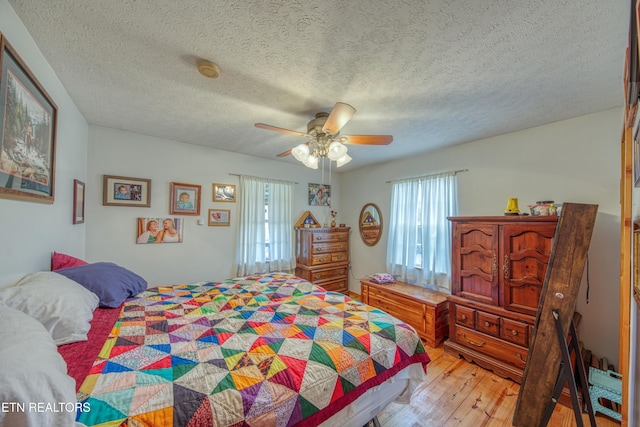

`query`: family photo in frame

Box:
[170,182,201,215]
[308,183,330,206]
[103,175,151,207]
[136,217,183,244]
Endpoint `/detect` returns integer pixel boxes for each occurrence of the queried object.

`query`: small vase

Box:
[331,219,336,227]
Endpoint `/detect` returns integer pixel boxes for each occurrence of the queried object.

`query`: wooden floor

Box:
[377,343,621,427]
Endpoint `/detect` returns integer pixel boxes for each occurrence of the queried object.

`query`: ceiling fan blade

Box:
[276,149,293,157]
[342,135,393,145]
[322,102,356,136]
[255,123,310,137]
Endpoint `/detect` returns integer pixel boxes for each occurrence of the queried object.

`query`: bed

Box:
[0,268,429,427]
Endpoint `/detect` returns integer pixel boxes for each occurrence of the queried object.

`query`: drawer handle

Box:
[462,334,486,347]
[484,321,490,327]
[316,237,323,241]
[318,258,325,262]
[517,353,525,363]
[314,274,321,280]
[340,245,344,249]
[336,255,343,260]
[338,271,345,275]
[460,314,467,321]
[511,329,518,336]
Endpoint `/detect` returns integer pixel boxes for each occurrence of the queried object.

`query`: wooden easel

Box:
[538,308,596,427]
[513,203,599,426]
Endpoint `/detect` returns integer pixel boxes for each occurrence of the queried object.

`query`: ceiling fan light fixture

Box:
[336,153,352,167]
[291,143,310,162]
[303,155,319,169]
[327,141,347,161]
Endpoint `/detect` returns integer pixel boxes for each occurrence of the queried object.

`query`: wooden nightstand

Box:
[360,279,449,347]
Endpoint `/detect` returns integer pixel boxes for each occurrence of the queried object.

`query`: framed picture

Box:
[136,217,183,244]
[635,114,640,188]
[73,179,85,224]
[170,182,201,215]
[0,33,58,204]
[103,175,151,207]
[213,183,236,202]
[308,183,330,206]
[208,209,230,226]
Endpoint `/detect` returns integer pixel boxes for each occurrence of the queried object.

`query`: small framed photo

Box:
[170,182,201,215]
[137,217,183,244]
[0,33,58,204]
[308,183,330,206]
[72,179,85,224]
[213,183,236,202]
[208,209,230,226]
[103,175,151,207]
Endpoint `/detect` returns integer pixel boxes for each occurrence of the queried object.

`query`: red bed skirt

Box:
[57,305,123,391]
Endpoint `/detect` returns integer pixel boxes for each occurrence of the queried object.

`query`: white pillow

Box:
[0,271,99,345]
[0,303,79,427]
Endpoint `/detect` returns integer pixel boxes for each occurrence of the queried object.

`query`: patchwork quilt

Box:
[76,273,430,426]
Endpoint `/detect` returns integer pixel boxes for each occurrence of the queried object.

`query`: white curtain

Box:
[386,172,458,291]
[236,175,295,276]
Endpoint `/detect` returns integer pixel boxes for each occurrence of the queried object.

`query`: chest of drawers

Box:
[295,227,350,293]
[360,279,449,347]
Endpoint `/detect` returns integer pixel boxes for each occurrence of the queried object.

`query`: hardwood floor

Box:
[377,343,621,427]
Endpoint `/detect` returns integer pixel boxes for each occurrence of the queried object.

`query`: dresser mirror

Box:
[359,203,382,246]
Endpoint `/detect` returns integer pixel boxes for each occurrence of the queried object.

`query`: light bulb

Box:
[336,153,352,167]
[303,154,318,169]
[327,141,347,161]
[291,143,310,162]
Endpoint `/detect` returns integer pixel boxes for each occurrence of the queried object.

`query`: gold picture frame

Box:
[0,33,58,204]
[103,175,151,207]
[213,183,236,202]
[208,209,230,226]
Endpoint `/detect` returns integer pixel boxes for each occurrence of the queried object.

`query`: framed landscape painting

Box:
[0,33,58,204]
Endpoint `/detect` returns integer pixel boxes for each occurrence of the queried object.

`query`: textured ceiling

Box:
[7,0,629,171]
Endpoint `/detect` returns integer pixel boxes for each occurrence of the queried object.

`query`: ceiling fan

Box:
[254,102,393,168]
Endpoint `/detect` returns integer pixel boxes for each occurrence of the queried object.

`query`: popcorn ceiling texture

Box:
[8,0,628,170]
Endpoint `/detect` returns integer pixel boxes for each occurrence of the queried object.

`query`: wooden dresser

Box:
[295,227,350,293]
[444,216,558,382]
[360,279,449,347]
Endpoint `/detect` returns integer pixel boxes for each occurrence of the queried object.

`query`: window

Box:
[386,172,458,291]
[236,175,295,276]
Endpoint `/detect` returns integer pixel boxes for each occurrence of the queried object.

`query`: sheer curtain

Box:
[386,172,458,291]
[236,175,295,276]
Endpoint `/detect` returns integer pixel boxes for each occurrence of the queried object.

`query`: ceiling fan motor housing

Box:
[307,112,331,136]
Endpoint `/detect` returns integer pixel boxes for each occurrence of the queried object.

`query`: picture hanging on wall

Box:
[0,33,58,204]
[136,217,183,244]
[73,179,85,224]
[170,182,201,215]
[208,209,230,226]
[308,183,330,206]
[103,175,151,207]
[213,183,236,202]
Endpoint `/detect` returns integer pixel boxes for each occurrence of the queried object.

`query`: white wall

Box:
[0,0,88,288]
[86,125,341,287]
[342,108,623,363]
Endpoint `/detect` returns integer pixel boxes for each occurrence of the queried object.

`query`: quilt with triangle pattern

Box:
[76,273,430,426]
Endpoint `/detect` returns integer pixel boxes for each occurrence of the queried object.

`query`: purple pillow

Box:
[56,262,147,308]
